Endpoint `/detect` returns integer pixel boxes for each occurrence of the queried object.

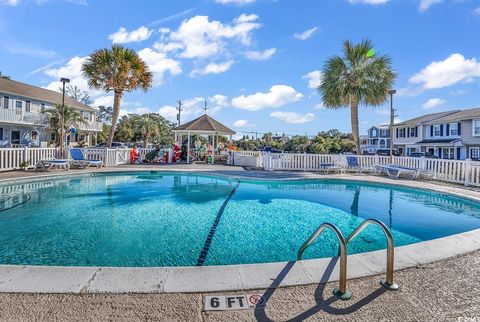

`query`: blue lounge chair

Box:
[346,156,374,174]
[69,148,103,168]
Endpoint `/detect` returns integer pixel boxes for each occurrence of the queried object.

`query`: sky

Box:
[0,0,479,138]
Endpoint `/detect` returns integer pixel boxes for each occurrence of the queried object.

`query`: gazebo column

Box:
[212,134,215,165]
[187,131,191,164]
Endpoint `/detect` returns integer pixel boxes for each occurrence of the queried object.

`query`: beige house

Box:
[0,78,102,148]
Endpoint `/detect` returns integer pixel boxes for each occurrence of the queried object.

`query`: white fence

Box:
[2,147,480,187]
[230,151,480,187]
[0,147,157,171]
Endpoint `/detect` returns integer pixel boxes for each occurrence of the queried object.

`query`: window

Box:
[442,147,455,160]
[380,129,387,136]
[371,129,377,137]
[410,127,417,137]
[31,131,38,140]
[449,123,458,136]
[11,130,20,145]
[25,101,31,112]
[433,125,441,136]
[471,148,480,160]
[399,128,406,138]
[0,128,3,141]
[473,119,480,136]
[0,96,2,108]
[3,97,9,109]
[83,111,90,120]
[15,100,23,110]
[31,102,40,112]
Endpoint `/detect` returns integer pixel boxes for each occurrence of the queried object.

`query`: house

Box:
[364,125,390,153]
[0,78,102,148]
[420,108,480,160]
[393,108,480,160]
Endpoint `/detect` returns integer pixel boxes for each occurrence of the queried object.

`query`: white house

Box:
[0,78,102,148]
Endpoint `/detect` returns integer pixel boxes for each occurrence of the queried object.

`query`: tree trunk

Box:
[350,98,361,155]
[107,91,123,148]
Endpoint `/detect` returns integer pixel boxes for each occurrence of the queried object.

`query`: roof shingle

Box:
[172,114,236,135]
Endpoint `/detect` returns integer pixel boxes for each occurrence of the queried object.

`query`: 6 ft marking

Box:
[204,294,266,311]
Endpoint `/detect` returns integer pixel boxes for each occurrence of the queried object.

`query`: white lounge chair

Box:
[35,159,70,171]
[346,156,375,174]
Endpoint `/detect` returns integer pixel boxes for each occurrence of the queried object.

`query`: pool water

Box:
[0,172,479,267]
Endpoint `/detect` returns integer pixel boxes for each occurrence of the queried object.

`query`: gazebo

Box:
[172,114,236,164]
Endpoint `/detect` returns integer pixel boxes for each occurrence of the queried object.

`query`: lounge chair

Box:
[317,163,341,174]
[345,156,374,174]
[69,148,103,168]
[35,159,70,171]
[375,164,418,179]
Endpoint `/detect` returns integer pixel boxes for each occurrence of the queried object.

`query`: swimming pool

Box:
[1,171,480,267]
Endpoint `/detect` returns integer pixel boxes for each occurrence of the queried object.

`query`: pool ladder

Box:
[297,218,399,301]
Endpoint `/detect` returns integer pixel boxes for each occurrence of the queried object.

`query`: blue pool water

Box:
[1,172,480,267]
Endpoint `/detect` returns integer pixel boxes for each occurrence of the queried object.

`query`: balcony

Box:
[0,109,103,132]
[78,120,103,132]
[0,108,49,126]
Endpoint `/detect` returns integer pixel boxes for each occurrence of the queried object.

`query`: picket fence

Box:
[231,151,480,187]
[1,147,480,187]
[0,147,157,171]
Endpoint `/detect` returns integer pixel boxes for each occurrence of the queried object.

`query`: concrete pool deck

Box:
[0,164,480,320]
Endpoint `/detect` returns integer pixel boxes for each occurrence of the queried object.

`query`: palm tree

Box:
[81,45,152,147]
[319,39,396,154]
[133,113,160,148]
[44,105,87,145]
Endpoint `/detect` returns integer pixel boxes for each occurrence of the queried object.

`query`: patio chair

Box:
[69,148,103,168]
[35,159,70,171]
[345,156,374,174]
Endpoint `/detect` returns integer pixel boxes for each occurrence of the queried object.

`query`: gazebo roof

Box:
[172,114,236,135]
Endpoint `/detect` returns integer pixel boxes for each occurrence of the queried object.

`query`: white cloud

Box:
[313,103,325,110]
[159,97,205,122]
[232,85,303,111]
[302,70,323,89]
[108,26,153,44]
[156,14,261,59]
[4,41,57,59]
[0,0,19,5]
[409,53,480,89]
[44,56,99,95]
[474,6,480,15]
[209,94,229,107]
[422,98,446,109]
[137,47,182,85]
[245,48,276,60]
[190,61,234,77]
[214,0,256,4]
[270,111,315,124]
[234,119,248,127]
[418,0,443,12]
[293,27,319,40]
[348,0,389,4]
[92,95,114,107]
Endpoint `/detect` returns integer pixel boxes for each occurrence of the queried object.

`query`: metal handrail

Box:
[345,218,399,290]
[297,223,351,300]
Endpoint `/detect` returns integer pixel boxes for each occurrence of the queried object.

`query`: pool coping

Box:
[0,168,480,293]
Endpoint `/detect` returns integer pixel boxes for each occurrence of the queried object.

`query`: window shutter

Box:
[415,127,418,137]
[458,122,461,135]
[407,127,410,138]
[440,124,444,136]
[430,126,433,137]
[396,128,399,138]
[446,124,450,136]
